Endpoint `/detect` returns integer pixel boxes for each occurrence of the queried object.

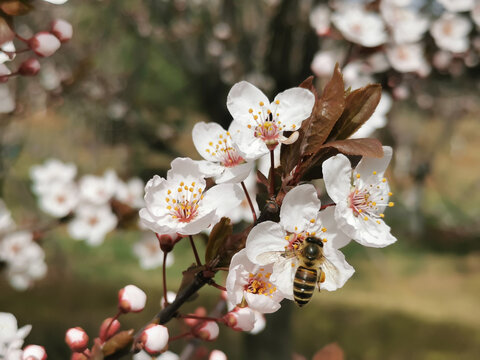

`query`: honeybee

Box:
[292,236,340,307]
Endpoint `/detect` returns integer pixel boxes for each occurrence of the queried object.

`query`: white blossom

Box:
[331,7,387,48]
[227,81,314,159]
[0,199,15,235]
[322,147,397,248]
[311,50,338,78]
[37,182,79,218]
[133,233,175,270]
[380,3,429,44]
[227,172,259,224]
[430,13,472,53]
[67,203,118,246]
[30,159,77,196]
[79,170,118,205]
[386,43,427,73]
[192,122,254,184]
[140,157,243,235]
[309,5,331,36]
[115,177,145,208]
[437,0,475,13]
[0,312,31,359]
[245,185,354,299]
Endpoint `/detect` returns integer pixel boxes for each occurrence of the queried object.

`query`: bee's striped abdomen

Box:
[293,266,317,307]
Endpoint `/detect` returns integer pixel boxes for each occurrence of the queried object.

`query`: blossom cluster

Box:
[310,0,480,136]
[0,312,46,360]
[0,200,47,290]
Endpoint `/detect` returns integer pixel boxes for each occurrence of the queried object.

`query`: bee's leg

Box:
[316,270,326,292]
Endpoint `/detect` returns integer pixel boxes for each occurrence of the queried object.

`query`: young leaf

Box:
[0,16,15,45]
[102,330,134,357]
[327,84,382,141]
[0,1,33,16]
[205,217,232,263]
[319,138,384,158]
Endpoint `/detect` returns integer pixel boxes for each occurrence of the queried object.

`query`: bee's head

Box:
[303,237,323,261]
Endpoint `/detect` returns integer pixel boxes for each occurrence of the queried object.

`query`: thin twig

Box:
[269,149,275,197]
[188,235,202,266]
[162,252,169,307]
[241,180,257,223]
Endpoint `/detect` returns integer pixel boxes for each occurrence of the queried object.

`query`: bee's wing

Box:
[319,257,342,288]
[255,250,295,264]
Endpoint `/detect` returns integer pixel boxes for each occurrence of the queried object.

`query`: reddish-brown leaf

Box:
[205,217,232,264]
[0,16,15,45]
[102,330,134,356]
[303,64,345,154]
[319,138,384,158]
[0,1,33,16]
[328,84,382,141]
[312,343,344,360]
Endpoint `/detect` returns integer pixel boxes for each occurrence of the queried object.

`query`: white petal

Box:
[317,206,351,249]
[320,246,355,291]
[195,160,224,178]
[271,257,296,299]
[230,120,269,160]
[246,221,287,265]
[202,183,243,219]
[167,157,205,184]
[273,88,315,130]
[215,161,254,184]
[192,122,227,162]
[177,210,217,235]
[322,154,352,204]
[280,184,321,233]
[244,292,282,314]
[227,81,269,121]
[355,146,392,178]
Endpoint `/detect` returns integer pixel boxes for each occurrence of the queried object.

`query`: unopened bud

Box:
[194,321,219,341]
[51,19,73,43]
[29,32,61,57]
[139,324,169,356]
[65,327,89,353]
[99,317,121,341]
[118,285,147,313]
[157,233,180,253]
[223,307,255,332]
[183,307,206,327]
[0,64,11,82]
[71,354,87,360]
[18,58,41,76]
[209,350,227,360]
[22,345,47,360]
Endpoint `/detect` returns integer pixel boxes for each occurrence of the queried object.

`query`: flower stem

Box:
[240,181,257,223]
[269,149,275,197]
[162,252,169,307]
[104,311,121,341]
[179,314,224,323]
[169,331,193,342]
[188,235,202,266]
[209,281,227,292]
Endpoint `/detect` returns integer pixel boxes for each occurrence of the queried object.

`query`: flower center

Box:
[247,100,287,145]
[245,268,276,297]
[205,132,244,168]
[349,172,394,224]
[165,181,204,223]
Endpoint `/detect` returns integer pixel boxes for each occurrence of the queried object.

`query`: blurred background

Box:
[1,0,480,359]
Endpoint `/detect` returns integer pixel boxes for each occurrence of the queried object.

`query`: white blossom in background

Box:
[365,52,391,74]
[228,172,259,224]
[430,13,472,53]
[310,50,340,78]
[0,231,47,290]
[0,312,32,359]
[0,41,15,64]
[226,249,285,314]
[322,147,397,248]
[309,5,331,36]
[79,170,118,205]
[42,0,69,4]
[30,159,77,196]
[0,199,15,234]
[437,0,475,13]
[386,43,428,73]
[351,92,392,139]
[257,145,280,179]
[380,3,429,44]
[68,203,118,246]
[37,182,79,218]
[209,350,227,360]
[472,4,480,27]
[134,350,179,360]
[245,185,354,298]
[133,233,175,270]
[140,157,243,235]
[0,84,15,113]
[343,61,375,89]
[21,345,47,360]
[192,122,254,184]
[331,7,387,48]
[227,81,315,159]
[115,177,145,208]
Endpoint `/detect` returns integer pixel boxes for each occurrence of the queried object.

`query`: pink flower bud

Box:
[157,233,180,253]
[0,64,11,82]
[22,345,47,360]
[51,19,73,43]
[183,307,206,327]
[18,58,41,76]
[118,285,147,313]
[223,307,255,332]
[29,32,61,57]
[194,321,219,341]
[65,327,89,353]
[220,290,228,301]
[139,324,169,355]
[99,317,121,341]
[209,350,227,360]
[71,354,87,360]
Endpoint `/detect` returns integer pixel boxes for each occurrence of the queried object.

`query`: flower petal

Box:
[271,257,296,299]
[246,221,287,265]
[273,87,315,130]
[202,183,243,219]
[230,120,269,160]
[244,292,282,314]
[322,154,352,204]
[355,146,392,178]
[215,161,254,184]
[227,81,269,122]
[280,184,321,233]
[192,122,227,162]
[317,206,351,249]
[320,245,355,291]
